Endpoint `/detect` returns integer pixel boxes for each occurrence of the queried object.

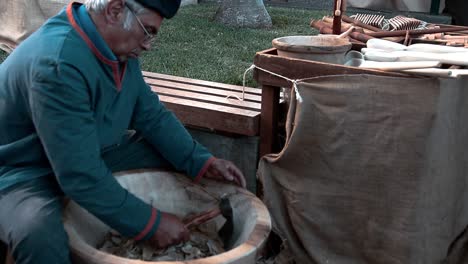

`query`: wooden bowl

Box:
[63,169,271,264]
[272,35,352,64]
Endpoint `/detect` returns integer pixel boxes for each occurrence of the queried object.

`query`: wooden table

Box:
[253,48,409,157]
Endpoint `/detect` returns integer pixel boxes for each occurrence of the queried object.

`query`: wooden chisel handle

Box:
[183,208,221,229]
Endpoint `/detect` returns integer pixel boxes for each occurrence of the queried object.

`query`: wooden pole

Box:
[311,19,374,43]
[332,0,344,35]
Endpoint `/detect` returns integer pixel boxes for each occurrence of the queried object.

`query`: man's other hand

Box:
[149,212,189,249]
[205,159,246,188]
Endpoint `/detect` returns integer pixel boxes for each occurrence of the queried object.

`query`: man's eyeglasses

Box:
[125,3,156,43]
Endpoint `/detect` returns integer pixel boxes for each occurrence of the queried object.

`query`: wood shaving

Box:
[99,226,225,261]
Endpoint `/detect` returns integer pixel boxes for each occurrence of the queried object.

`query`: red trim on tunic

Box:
[111,64,122,91]
[66,3,124,91]
[133,207,158,241]
[117,62,128,90]
[194,156,216,183]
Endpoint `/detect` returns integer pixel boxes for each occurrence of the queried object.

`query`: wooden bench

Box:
[143,71,261,137]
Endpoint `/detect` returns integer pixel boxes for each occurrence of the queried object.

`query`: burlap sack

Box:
[258,74,468,263]
[0,0,74,52]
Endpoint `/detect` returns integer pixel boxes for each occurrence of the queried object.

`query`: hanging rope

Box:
[225,64,325,103]
[248,64,305,103]
[225,65,255,101]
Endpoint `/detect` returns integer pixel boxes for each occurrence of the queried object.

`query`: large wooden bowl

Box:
[63,170,271,264]
[272,35,352,64]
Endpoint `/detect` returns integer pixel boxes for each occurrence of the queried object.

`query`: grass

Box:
[0,49,7,63]
[143,3,325,86]
[0,3,326,86]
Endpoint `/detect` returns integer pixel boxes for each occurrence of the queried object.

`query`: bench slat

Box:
[158,95,259,116]
[142,71,261,95]
[151,86,261,111]
[159,95,259,136]
[143,71,261,136]
[145,78,261,103]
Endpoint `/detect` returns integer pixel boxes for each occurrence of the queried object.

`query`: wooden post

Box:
[260,85,280,157]
[332,0,345,35]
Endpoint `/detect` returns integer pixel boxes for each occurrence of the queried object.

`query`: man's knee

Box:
[14,217,66,247]
[9,210,69,263]
[103,134,172,172]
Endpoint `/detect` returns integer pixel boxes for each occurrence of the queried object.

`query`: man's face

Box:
[111,7,163,62]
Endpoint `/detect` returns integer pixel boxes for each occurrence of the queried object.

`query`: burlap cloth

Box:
[258,74,468,264]
[0,0,76,52]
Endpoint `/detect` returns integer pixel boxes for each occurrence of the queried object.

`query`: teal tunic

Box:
[0,3,213,240]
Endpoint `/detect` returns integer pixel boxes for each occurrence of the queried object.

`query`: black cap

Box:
[134,0,181,19]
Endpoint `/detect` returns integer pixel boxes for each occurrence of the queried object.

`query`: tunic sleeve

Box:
[130,80,214,181]
[29,59,160,241]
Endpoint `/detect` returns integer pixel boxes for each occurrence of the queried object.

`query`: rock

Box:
[142,245,154,261]
[110,236,122,245]
[214,0,272,29]
[181,243,193,254]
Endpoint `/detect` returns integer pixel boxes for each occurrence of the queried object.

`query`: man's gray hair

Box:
[84,0,147,30]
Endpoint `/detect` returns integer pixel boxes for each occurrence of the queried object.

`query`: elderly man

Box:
[0,0,246,263]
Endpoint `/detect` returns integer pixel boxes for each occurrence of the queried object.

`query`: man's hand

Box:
[204,159,246,188]
[149,212,189,249]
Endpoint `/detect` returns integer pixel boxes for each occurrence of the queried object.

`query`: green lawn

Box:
[0,3,326,86]
[0,49,7,63]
